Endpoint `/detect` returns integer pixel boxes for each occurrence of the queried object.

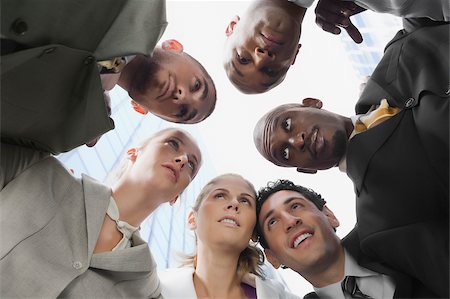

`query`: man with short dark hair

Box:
[256,179,446,298]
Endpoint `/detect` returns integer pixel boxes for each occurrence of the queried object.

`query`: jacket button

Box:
[72,261,83,270]
[11,18,28,36]
[404,97,415,108]
[84,56,95,65]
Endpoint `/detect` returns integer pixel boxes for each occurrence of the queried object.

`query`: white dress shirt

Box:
[314,250,395,299]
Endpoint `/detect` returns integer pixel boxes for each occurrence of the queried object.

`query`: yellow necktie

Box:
[354,99,401,133]
[97,57,127,73]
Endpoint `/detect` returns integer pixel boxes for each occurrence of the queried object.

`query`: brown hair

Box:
[183,174,265,279]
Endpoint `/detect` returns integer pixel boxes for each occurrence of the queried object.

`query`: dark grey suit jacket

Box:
[1,0,167,154]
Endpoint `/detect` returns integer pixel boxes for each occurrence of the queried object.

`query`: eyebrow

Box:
[231,61,244,77]
[261,197,298,225]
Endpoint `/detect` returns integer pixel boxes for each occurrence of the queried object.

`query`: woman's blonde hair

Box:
[183,173,265,279]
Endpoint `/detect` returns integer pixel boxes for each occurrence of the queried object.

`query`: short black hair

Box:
[256,179,326,249]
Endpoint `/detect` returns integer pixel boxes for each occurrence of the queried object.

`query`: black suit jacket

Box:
[346,21,449,297]
[303,229,440,298]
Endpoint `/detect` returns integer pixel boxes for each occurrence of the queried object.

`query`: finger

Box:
[345,22,363,43]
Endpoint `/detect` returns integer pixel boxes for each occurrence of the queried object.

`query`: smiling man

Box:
[223,0,313,94]
[256,179,445,298]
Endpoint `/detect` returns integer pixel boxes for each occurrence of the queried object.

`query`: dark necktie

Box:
[341,276,373,299]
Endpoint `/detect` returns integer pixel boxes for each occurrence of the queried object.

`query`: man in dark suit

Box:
[1,0,217,154]
[253,11,449,296]
[256,179,442,298]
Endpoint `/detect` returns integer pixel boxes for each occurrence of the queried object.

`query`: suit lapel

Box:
[82,174,111,259]
[346,110,404,195]
[342,228,413,298]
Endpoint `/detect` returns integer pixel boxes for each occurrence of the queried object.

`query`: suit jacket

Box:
[159,266,301,299]
[0,143,161,298]
[347,21,449,297]
[303,229,439,298]
[0,0,167,154]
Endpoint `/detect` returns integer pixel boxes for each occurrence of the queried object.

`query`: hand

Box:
[314,0,366,44]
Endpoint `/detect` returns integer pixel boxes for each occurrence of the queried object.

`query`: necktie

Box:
[341,276,373,299]
[354,99,401,133]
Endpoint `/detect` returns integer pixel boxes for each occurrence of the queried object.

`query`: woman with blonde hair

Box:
[1,128,201,298]
[160,173,299,299]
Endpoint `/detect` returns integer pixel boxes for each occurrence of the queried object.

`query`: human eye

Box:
[191,79,201,92]
[282,118,291,131]
[187,160,196,173]
[236,53,250,65]
[291,202,303,210]
[215,192,226,199]
[267,218,278,230]
[239,196,252,206]
[282,147,289,160]
[167,138,179,150]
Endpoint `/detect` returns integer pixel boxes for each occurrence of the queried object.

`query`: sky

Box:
[160,0,400,295]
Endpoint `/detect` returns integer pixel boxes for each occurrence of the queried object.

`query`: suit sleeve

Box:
[0,142,48,189]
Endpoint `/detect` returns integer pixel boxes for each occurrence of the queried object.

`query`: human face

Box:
[131,129,202,203]
[135,48,216,124]
[258,190,340,274]
[254,105,348,171]
[191,175,256,253]
[223,4,302,93]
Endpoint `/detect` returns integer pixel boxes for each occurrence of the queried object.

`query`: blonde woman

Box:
[0,128,201,298]
[160,174,299,299]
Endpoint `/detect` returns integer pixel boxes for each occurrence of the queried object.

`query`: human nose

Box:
[283,213,302,232]
[254,47,274,67]
[174,153,188,169]
[288,132,306,151]
[173,85,186,102]
[226,198,239,212]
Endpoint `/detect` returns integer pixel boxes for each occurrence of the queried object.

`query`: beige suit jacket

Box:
[0,143,161,298]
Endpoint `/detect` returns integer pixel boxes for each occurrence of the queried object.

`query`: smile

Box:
[309,129,324,156]
[158,75,175,101]
[292,232,312,248]
[219,217,240,227]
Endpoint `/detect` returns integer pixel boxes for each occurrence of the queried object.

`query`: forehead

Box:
[211,176,254,194]
[259,190,307,219]
[157,129,201,154]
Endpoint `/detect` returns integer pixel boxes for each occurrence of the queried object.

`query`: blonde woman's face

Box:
[191,176,256,252]
[131,129,202,203]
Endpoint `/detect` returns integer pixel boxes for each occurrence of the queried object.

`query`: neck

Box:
[117,54,146,93]
[302,244,346,288]
[194,242,246,299]
[111,178,161,227]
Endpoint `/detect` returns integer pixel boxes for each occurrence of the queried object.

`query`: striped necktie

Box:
[341,276,373,299]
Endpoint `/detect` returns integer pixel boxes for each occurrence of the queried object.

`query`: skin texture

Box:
[95,128,202,253]
[223,0,305,94]
[258,190,344,287]
[253,98,353,173]
[188,174,258,299]
[119,40,217,124]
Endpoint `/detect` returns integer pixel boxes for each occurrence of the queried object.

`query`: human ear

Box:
[131,100,148,115]
[127,148,138,161]
[225,15,240,36]
[302,98,323,109]
[291,44,301,65]
[296,167,317,174]
[264,249,281,269]
[169,196,179,206]
[187,211,197,230]
[323,205,340,229]
[161,39,184,53]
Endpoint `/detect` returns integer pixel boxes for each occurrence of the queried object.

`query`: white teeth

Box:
[293,233,312,248]
[220,218,238,226]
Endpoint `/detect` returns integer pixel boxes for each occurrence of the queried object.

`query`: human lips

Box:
[260,32,283,51]
[290,230,313,249]
[157,75,175,101]
[218,216,240,227]
[309,128,324,157]
[162,163,179,183]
